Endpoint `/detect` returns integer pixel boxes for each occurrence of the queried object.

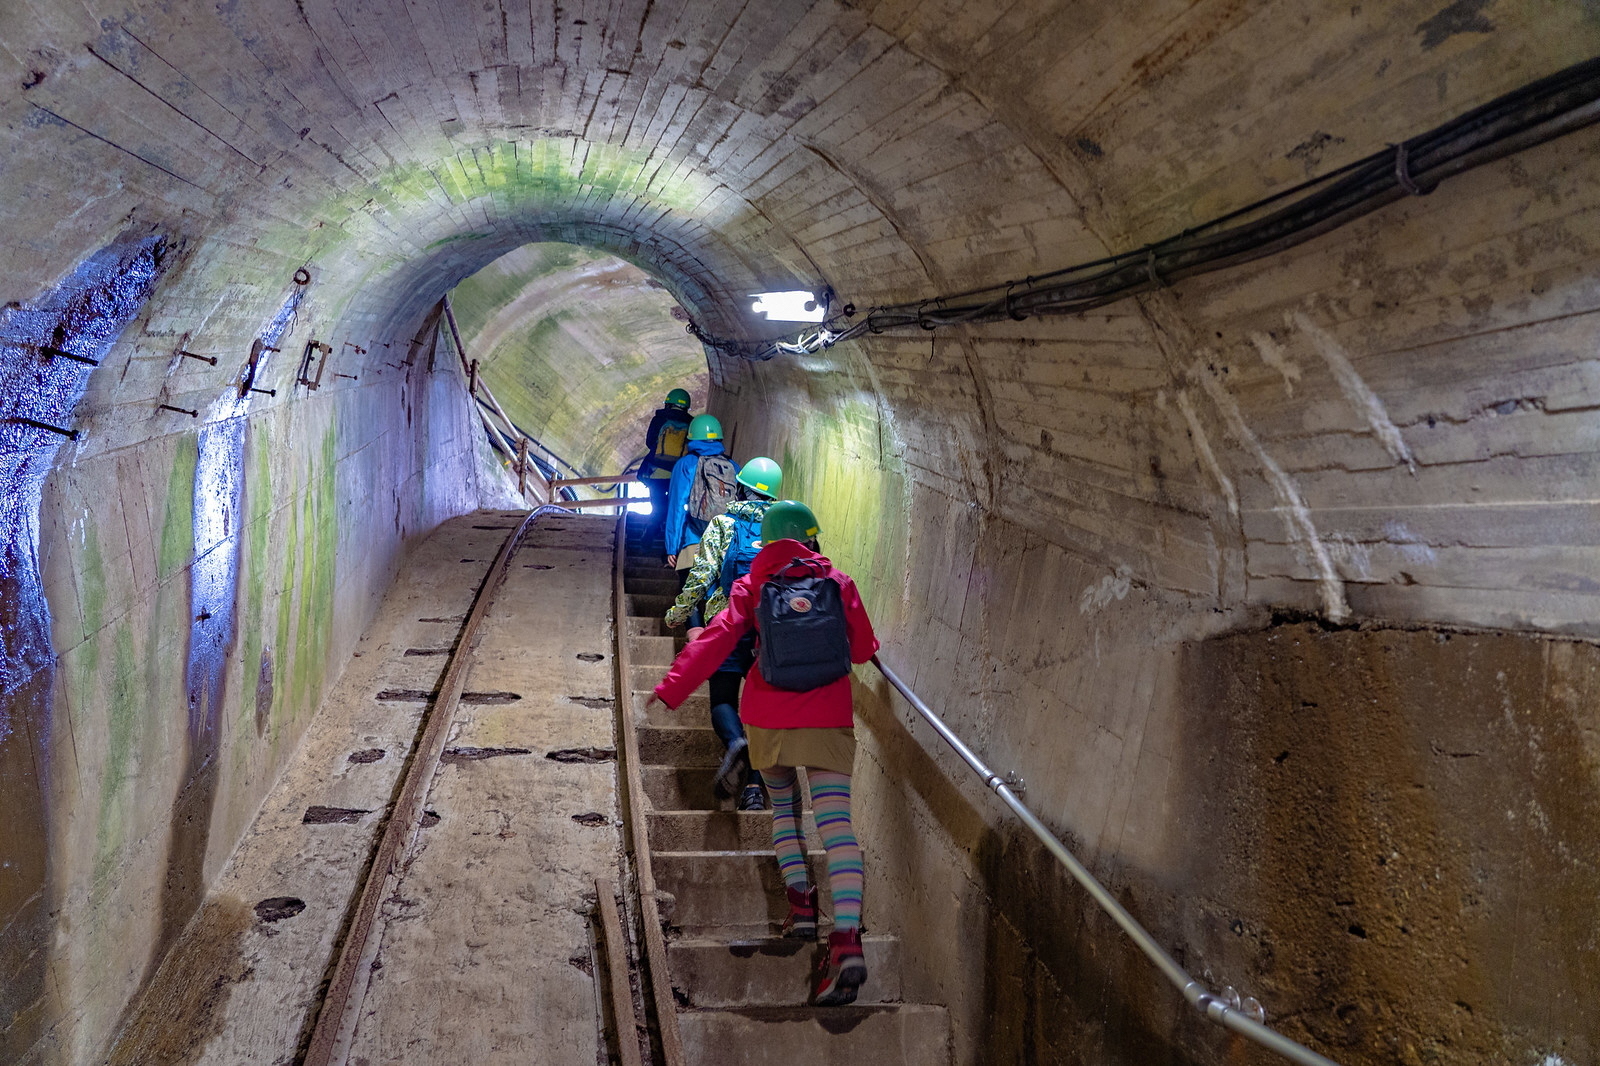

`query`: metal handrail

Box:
[868,654,1342,1066]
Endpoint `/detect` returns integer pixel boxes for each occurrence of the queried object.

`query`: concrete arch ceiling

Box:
[1,0,1595,621]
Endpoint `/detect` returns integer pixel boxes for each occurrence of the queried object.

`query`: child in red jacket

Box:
[650,501,878,1006]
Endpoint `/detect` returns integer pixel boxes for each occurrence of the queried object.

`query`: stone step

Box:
[630,663,671,694]
[624,616,669,638]
[677,1004,950,1063]
[625,593,676,616]
[626,576,681,597]
[633,690,706,728]
[629,634,681,666]
[642,765,719,811]
[638,724,725,765]
[668,935,902,1008]
[623,561,670,575]
[648,809,815,852]
[654,851,832,932]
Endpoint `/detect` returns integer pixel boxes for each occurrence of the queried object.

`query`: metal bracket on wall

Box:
[298,340,333,390]
[239,337,280,398]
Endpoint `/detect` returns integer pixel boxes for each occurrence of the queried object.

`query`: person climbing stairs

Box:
[617,513,952,1060]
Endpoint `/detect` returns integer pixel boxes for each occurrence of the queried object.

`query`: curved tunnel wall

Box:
[1,2,1597,1063]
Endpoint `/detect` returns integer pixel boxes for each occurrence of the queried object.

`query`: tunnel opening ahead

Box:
[446,242,710,479]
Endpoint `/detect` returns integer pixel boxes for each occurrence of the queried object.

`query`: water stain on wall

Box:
[151,291,301,978]
[0,234,169,1058]
[106,895,254,1066]
[1178,623,1600,1064]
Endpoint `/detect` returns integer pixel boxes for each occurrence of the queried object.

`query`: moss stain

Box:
[158,436,198,582]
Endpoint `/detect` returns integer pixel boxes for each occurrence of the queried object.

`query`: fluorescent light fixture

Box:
[750,290,826,323]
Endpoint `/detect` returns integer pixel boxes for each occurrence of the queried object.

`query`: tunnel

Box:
[2,2,1598,1064]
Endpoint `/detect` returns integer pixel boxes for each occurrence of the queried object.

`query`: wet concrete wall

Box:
[0,240,502,1062]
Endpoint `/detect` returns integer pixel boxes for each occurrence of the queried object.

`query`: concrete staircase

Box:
[619,516,951,1064]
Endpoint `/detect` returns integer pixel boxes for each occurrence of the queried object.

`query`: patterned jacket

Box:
[664,499,770,627]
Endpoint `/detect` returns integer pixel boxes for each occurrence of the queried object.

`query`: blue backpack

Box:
[719,510,765,596]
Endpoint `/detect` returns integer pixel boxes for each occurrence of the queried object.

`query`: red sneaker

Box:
[780,884,818,939]
[813,928,867,1006]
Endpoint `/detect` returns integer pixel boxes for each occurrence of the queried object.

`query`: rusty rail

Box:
[595,878,645,1066]
[302,507,560,1066]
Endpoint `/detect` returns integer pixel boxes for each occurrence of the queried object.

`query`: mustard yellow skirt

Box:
[745,725,856,775]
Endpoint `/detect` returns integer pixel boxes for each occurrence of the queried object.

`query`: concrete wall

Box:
[1,2,1597,1064]
[0,236,504,1062]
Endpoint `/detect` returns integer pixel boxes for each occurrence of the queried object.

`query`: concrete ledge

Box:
[669,935,902,1007]
[648,809,817,851]
[638,724,725,764]
[655,851,831,931]
[677,1004,949,1063]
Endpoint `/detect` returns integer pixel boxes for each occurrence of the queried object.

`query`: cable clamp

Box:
[1145,246,1166,288]
[1393,142,1436,196]
[916,300,938,331]
[1004,281,1028,321]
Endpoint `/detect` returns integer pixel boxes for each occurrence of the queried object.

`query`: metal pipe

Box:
[550,472,636,488]
[869,655,1343,1066]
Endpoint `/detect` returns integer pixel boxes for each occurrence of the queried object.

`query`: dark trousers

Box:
[710,633,761,787]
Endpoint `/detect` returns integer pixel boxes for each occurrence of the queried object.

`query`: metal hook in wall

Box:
[11,416,78,439]
[37,344,100,366]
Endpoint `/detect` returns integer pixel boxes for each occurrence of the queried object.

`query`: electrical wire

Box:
[692,55,1600,361]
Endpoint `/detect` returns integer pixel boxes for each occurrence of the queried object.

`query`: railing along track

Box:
[610,517,687,1066]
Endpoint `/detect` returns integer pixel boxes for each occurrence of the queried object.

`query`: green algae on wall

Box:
[760,391,908,635]
[91,625,139,900]
[290,428,339,732]
[158,436,198,582]
[238,424,275,743]
[255,137,713,277]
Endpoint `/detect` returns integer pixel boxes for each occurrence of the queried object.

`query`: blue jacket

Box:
[665,440,737,557]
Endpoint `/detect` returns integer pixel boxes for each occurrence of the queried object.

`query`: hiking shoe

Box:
[814,928,867,1006]
[712,737,749,800]
[738,783,767,811]
[781,885,818,940]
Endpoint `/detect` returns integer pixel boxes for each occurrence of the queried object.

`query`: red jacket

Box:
[654,540,879,729]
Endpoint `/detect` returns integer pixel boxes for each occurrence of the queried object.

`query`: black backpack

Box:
[756,558,852,691]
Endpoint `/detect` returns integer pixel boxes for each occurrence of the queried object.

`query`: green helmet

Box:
[736,457,782,498]
[760,500,820,544]
[665,388,691,409]
[688,414,722,441]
